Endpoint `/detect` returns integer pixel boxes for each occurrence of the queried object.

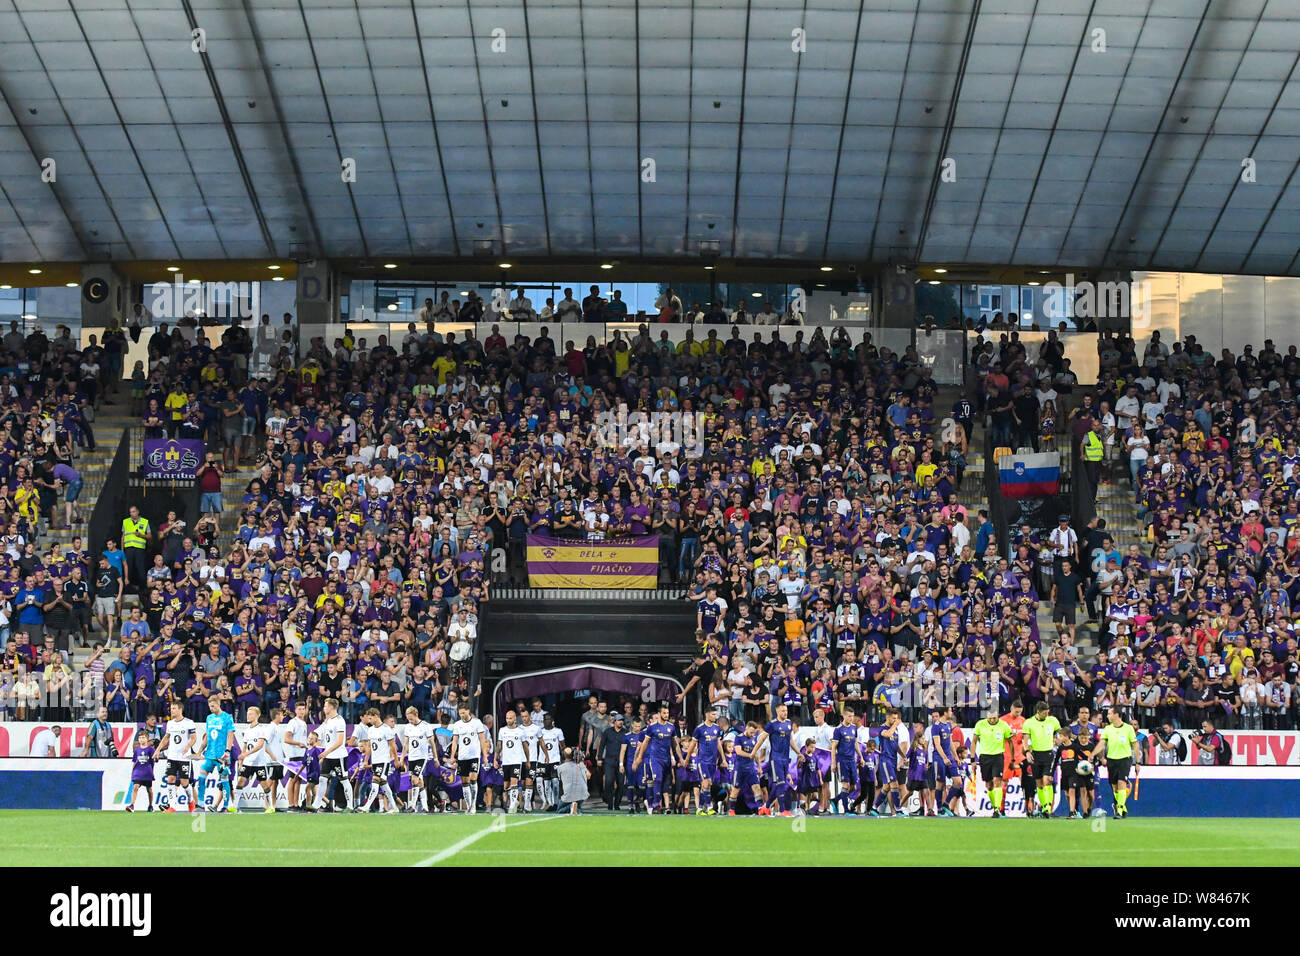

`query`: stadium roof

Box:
[1,0,1299,276]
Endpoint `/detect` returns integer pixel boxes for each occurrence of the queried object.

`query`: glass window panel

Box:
[1131,271,1180,350]
[1178,272,1224,354]
[1223,275,1265,351]
[1264,278,1300,348]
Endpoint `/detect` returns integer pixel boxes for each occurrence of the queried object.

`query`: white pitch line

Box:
[2,843,410,856]
[458,844,1297,857]
[411,814,565,867]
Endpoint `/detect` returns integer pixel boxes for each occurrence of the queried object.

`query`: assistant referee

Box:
[973,708,1015,817]
[1023,701,1062,818]
[1092,708,1138,818]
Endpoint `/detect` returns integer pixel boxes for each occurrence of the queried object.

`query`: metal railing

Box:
[984,428,1012,561]
[492,586,688,601]
[1070,435,1097,528]
[88,429,133,555]
[467,601,488,710]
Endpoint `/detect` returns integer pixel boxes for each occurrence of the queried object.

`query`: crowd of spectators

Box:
[413,285,803,325]
[0,301,1295,759]
[966,327,1300,733]
[0,317,109,721]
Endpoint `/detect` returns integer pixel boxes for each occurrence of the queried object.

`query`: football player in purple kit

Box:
[829,705,861,815]
[727,721,770,816]
[929,706,963,816]
[761,704,794,814]
[620,717,646,814]
[631,703,678,815]
[689,709,723,815]
[869,707,906,817]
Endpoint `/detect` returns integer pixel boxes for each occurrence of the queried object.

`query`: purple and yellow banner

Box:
[526,533,659,589]
[143,438,205,481]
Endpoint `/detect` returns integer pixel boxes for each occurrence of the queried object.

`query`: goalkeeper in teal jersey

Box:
[192,697,236,812]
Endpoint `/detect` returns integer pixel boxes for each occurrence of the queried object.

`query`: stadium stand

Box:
[0,295,1293,817]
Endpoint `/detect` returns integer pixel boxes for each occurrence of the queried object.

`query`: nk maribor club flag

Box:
[997,450,1061,499]
[527,533,659,588]
[143,438,205,481]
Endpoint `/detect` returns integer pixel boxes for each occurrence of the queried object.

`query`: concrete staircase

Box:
[40,400,135,556]
[933,385,987,517]
[947,387,1109,662]
[46,383,138,660]
[1094,471,1144,554]
[215,461,263,552]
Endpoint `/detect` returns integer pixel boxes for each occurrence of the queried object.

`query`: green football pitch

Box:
[3,811,1299,866]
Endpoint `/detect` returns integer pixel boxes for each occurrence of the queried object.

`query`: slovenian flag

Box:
[998,451,1060,498]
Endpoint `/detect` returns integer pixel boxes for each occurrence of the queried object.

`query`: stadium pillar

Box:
[295,259,341,358]
[875,264,917,327]
[79,263,128,332]
[1092,269,1133,334]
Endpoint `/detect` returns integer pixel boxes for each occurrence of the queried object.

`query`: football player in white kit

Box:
[402,706,435,813]
[282,701,311,811]
[263,705,289,811]
[810,709,835,814]
[360,708,399,813]
[234,706,280,813]
[155,700,198,812]
[497,709,532,813]
[535,714,566,810]
[314,698,355,812]
[518,710,541,811]
[449,704,489,814]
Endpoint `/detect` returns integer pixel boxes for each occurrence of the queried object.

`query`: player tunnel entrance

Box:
[491,663,684,747]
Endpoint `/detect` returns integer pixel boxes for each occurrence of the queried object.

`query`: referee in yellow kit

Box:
[1092,708,1138,818]
[1023,702,1062,818]
[973,708,1016,817]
